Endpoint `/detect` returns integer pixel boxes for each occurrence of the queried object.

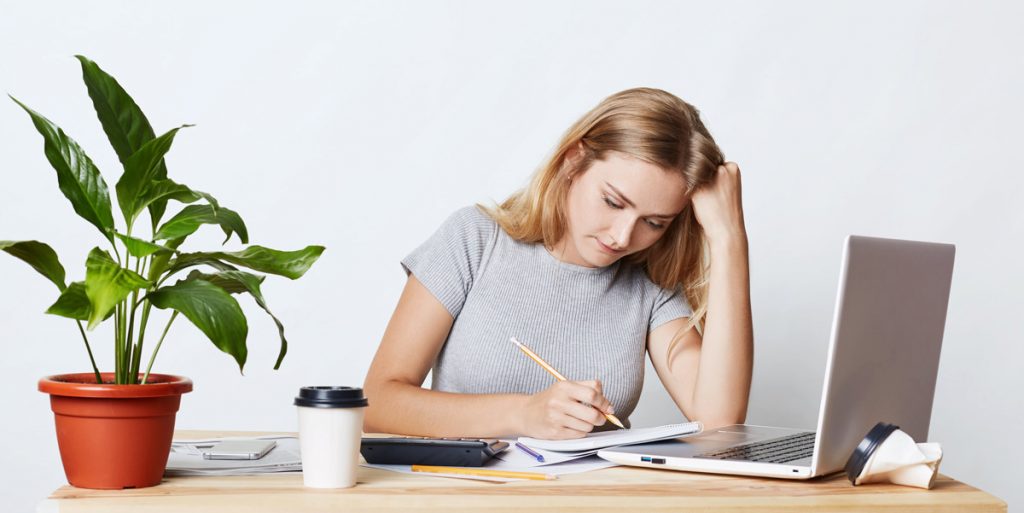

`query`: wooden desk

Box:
[39,430,1006,513]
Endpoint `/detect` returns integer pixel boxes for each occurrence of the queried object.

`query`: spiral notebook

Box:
[517,422,703,452]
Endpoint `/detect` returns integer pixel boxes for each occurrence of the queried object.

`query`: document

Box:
[517,422,702,452]
[166,435,301,476]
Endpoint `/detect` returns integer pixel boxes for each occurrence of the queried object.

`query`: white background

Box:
[1,1,1021,511]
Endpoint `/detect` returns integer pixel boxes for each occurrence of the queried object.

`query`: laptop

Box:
[598,235,956,479]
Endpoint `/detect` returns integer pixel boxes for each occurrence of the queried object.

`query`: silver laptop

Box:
[599,235,955,479]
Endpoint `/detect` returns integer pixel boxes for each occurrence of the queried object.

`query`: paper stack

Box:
[166,435,302,476]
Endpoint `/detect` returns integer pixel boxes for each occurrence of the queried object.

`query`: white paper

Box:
[518,422,702,451]
[166,435,302,476]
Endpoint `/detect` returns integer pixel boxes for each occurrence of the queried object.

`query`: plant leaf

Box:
[46,281,118,322]
[154,205,248,244]
[147,236,187,281]
[135,179,219,218]
[176,245,324,280]
[83,247,152,329]
[0,240,67,291]
[9,96,116,243]
[115,126,191,226]
[75,55,172,231]
[75,55,157,164]
[186,270,289,369]
[147,278,249,372]
[113,232,175,258]
[45,282,90,320]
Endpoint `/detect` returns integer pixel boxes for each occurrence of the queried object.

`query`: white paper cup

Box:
[295,386,368,488]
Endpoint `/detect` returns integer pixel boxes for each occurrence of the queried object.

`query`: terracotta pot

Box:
[38,373,193,489]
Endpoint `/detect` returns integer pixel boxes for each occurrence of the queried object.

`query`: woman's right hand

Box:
[519,380,615,440]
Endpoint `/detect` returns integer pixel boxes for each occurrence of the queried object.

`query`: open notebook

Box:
[518,422,703,452]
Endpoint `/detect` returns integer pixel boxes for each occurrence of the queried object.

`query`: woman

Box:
[363,87,753,440]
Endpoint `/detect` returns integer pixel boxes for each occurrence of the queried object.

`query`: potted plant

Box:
[2,55,324,489]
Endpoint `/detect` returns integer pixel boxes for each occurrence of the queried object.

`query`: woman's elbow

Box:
[361,378,393,433]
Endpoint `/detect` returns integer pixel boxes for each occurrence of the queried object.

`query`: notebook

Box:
[518,422,702,452]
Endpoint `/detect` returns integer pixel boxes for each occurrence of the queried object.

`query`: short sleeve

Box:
[400,206,497,318]
[649,284,693,332]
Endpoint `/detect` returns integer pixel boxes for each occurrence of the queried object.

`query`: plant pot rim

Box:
[39,372,193,398]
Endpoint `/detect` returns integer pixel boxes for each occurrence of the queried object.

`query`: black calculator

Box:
[360,437,509,467]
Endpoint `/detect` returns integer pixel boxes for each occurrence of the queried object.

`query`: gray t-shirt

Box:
[401,205,692,427]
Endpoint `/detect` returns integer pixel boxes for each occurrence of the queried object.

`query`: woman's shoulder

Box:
[422,205,503,257]
[439,204,499,238]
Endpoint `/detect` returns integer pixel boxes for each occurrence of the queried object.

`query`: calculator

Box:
[360,437,510,467]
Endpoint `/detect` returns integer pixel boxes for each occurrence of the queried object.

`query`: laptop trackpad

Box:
[699,432,752,443]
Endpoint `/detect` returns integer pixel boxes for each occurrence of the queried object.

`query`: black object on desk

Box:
[360,437,509,467]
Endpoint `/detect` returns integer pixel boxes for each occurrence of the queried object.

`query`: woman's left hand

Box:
[690,162,747,245]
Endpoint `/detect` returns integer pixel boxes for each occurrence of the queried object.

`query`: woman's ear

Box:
[561,141,588,181]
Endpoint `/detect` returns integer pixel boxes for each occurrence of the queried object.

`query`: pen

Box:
[411,465,557,481]
[509,337,626,429]
[515,442,545,462]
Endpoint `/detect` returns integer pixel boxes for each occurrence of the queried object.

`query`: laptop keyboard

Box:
[695,432,816,464]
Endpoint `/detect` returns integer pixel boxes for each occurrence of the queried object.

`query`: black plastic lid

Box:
[845,422,900,484]
[294,386,368,408]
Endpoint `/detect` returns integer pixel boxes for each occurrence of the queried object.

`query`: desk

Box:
[39,430,1006,513]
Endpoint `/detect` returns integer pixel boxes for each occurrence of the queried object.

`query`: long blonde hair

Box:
[480,87,724,343]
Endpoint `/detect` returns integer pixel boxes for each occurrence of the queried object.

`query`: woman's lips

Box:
[596,238,624,254]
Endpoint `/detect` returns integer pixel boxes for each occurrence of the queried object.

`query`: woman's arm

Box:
[646,163,754,429]
[647,237,753,429]
[363,275,614,438]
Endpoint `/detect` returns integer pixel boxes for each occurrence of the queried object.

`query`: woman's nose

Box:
[611,217,634,249]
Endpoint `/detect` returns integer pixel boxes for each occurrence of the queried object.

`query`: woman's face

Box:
[552,150,688,268]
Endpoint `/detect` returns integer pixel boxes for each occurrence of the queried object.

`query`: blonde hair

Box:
[480,87,724,345]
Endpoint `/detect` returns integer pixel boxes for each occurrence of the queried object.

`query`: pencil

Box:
[411,465,557,481]
[509,336,626,429]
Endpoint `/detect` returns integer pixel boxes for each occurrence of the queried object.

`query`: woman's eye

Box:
[603,195,623,209]
[646,220,665,230]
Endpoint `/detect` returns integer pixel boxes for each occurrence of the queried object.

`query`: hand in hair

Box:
[690,162,748,244]
[519,380,615,440]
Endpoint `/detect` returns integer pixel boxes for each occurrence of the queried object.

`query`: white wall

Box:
[1,1,1020,510]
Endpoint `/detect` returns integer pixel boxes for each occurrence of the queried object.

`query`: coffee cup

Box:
[845,422,943,489]
[294,386,368,488]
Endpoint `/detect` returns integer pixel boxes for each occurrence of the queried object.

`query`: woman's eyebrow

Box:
[604,182,680,218]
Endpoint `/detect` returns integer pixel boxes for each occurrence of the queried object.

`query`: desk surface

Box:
[40,430,1006,513]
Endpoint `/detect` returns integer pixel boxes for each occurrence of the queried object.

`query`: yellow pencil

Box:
[509,336,626,429]
[411,465,557,481]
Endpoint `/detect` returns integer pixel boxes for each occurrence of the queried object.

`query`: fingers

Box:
[561,398,606,428]
[572,380,614,414]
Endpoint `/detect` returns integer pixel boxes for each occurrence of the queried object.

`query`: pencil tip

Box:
[607,414,626,429]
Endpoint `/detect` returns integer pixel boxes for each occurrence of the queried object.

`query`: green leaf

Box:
[45,281,118,322]
[113,232,175,258]
[176,245,324,280]
[146,236,188,282]
[115,126,191,226]
[75,55,157,164]
[74,55,176,232]
[9,96,116,243]
[147,278,249,372]
[0,240,67,291]
[187,270,289,369]
[83,247,152,329]
[154,205,248,244]
[135,179,219,218]
[46,282,90,320]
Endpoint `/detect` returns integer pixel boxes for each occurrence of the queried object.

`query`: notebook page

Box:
[518,422,703,452]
